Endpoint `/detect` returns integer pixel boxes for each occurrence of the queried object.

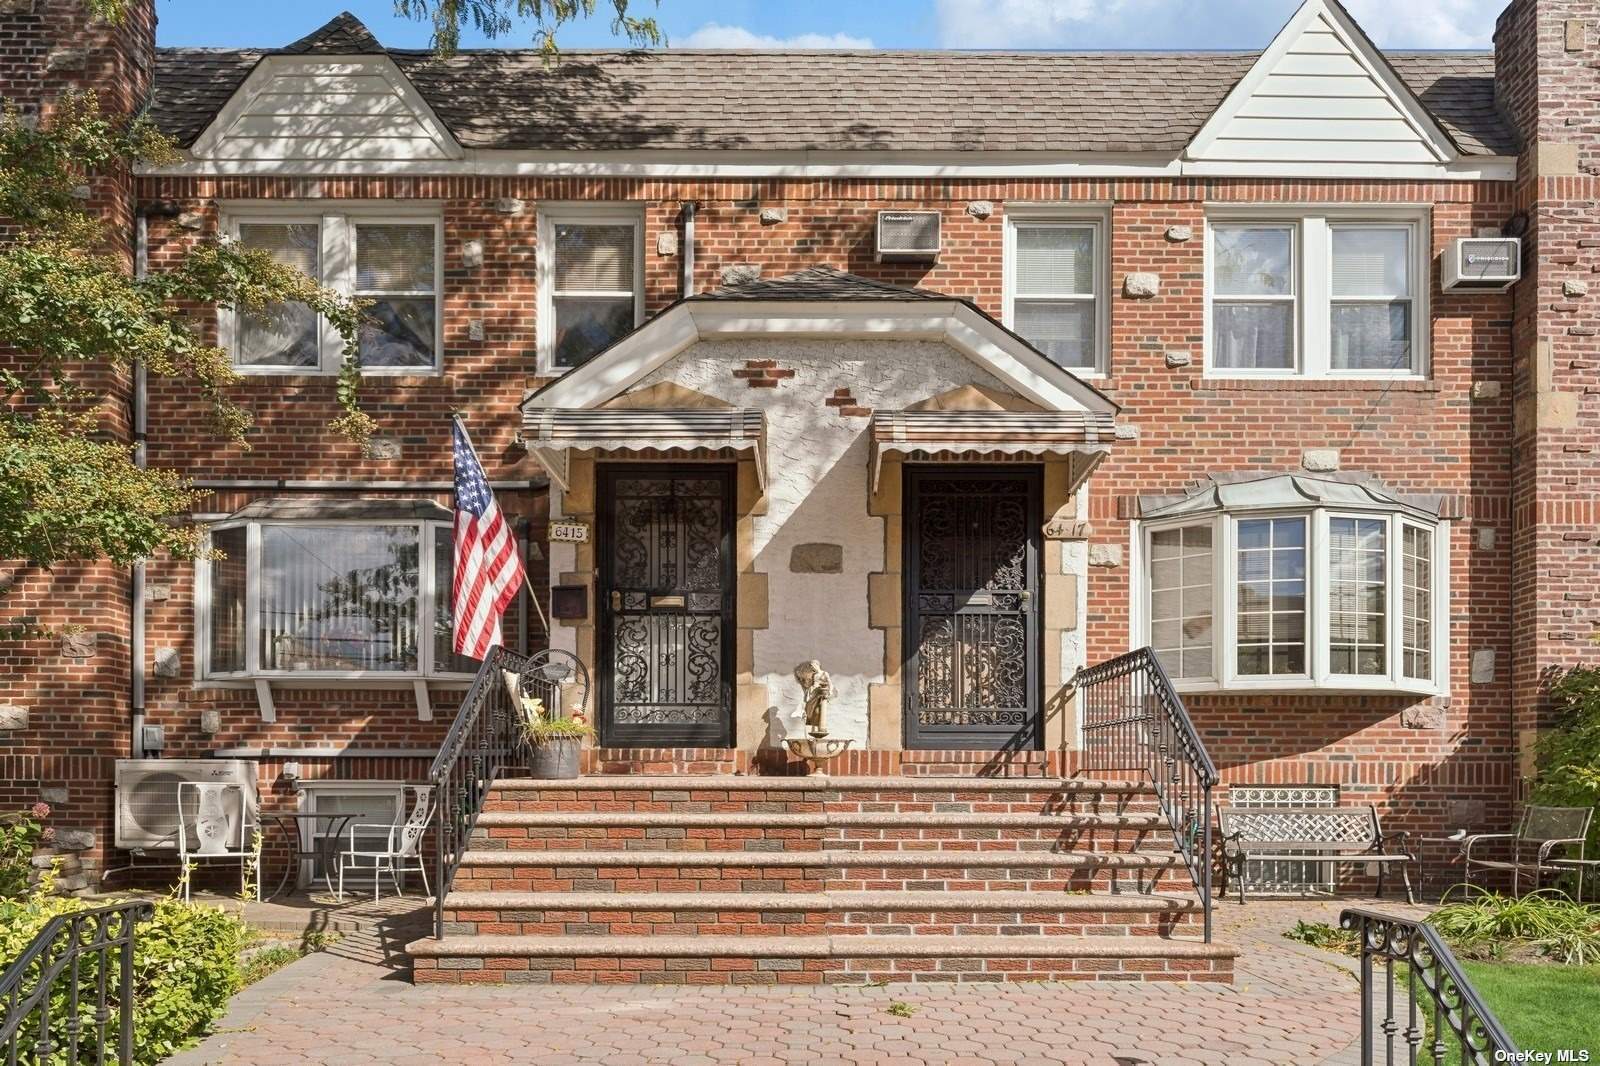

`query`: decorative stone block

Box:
[1401,704,1446,729]
[1301,448,1341,473]
[1164,350,1192,368]
[59,631,95,658]
[38,786,68,806]
[145,583,171,602]
[176,211,205,231]
[199,710,222,735]
[153,647,181,679]
[1471,648,1496,684]
[0,1,39,14]
[1448,798,1487,828]
[363,435,402,460]
[0,705,28,731]
[1471,380,1503,400]
[53,829,94,852]
[71,185,91,200]
[789,543,844,574]
[1164,225,1193,242]
[461,239,484,269]
[1087,544,1122,568]
[1477,526,1496,551]
[1565,278,1589,298]
[1114,424,1139,441]
[759,207,788,225]
[655,231,678,256]
[45,47,87,72]
[493,198,526,215]
[1122,272,1160,298]
[966,200,994,220]
[468,319,485,342]
[721,264,763,286]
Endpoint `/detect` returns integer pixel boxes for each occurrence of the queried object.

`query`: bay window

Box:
[1005,216,1106,373]
[1206,210,1427,378]
[199,504,484,681]
[226,208,443,374]
[538,206,644,373]
[1134,476,1448,694]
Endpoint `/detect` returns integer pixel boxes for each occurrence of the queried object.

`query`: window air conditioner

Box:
[1442,237,1521,291]
[876,210,942,262]
[114,758,258,850]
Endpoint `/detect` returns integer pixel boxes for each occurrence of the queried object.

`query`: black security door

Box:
[904,467,1042,750]
[597,465,735,747]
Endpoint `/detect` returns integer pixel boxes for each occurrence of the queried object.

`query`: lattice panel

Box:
[1231,785,1338,895]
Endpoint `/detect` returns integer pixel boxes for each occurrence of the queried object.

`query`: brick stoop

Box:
[407,774,1235,985]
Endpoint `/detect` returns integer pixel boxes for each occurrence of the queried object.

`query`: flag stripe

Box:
[451,419,527,660]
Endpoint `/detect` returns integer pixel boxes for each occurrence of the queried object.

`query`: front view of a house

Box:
[5,0,1595,984]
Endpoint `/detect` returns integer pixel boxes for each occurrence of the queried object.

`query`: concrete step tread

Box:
[493,776,1150,793]
[475,811,1164,829]
[442,890,1204,912]
[409,933,1236,960]
[458,849,1184,868]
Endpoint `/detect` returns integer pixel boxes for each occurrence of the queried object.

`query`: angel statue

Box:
[793,660,835,738]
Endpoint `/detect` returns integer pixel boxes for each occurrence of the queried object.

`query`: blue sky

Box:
[154,0,1510,51]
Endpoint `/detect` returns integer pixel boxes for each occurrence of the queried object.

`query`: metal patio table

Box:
[262,810,366,900]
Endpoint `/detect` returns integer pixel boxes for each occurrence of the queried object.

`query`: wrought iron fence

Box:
[1340,908,1519,1065]
[1076,646,1218,942]
[0,900,154,1066]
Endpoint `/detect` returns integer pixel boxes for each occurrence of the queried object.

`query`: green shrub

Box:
[0,891,248,1064]
[1429,889,1600,965]
[0,804,51,899]
[1530,666,1600,860]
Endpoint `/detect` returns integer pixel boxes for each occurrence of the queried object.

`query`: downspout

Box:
[680,201,696,297]
[130,212,149,757]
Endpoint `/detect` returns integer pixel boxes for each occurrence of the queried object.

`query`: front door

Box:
[904,466,1042,750]
[597,465,735,747]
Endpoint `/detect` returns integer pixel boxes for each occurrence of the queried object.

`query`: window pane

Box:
[1015,225,1094,295]
[434,527,486,674]
[1213,226,1292,296]
[554,295,635,368]
[259,525,420,672]
[356,224,435,293]
[1329,517,1387,676]
[1403,525,1433,681]
[1014,300,1095,369]
[1331,303,1411,372]
[1148,524,1213,680]
[1213,302,1294,370]
[554,223,636,292]
[360,297,436,368]
[1332,228,1408,298]
[237,223,319,368]
[1235,517,1306,676]
[208,526,248,673]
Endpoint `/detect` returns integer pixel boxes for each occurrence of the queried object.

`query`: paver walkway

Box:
[173,898,1425,1065]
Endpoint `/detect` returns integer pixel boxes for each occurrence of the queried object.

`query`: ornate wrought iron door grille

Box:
[904,467,1042,749]
[597,465,735,746]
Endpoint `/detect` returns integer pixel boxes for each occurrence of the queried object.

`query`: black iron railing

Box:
[0,900,154,1066]
[1076,646,1218,942]
[1340,908,1519,1065]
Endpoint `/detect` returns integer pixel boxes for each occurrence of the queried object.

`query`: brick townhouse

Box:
[2,0,1597,983]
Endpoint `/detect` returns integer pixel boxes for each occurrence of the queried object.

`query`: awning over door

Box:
[522,408,767,492]
[869,409,1117,492]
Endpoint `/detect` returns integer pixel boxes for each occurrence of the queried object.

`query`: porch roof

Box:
[523,407,767,493]
[868,409,1116,493]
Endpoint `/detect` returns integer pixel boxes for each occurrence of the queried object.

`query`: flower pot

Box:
[526,735,582,779]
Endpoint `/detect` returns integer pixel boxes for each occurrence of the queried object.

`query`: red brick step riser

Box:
[440,907,1198,938]
[485,788,1160,818]
[451,866,1187,895]
[468,825,1166,854]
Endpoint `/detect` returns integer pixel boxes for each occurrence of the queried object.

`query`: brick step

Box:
[440,890,1202,938]
[408,933,1236,985]
[451,848,1188,895]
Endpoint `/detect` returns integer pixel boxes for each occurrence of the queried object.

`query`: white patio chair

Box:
[337,785,434,902]
[176,781,257,902]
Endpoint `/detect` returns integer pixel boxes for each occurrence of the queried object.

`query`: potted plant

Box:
[518,695,591,780]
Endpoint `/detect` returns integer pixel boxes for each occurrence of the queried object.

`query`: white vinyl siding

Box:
[1004,218,1105,373]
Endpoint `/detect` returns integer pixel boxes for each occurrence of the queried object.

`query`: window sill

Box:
[1193,377,1438,393]
[1172,678,1443,698]
[196,676,474,724]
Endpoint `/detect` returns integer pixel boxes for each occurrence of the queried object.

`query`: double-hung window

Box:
[1134,476,1448,695]
[1206,210,1426,378]
[1005,214,1106,374]
[538,206,644,374]
[227,208,443,374]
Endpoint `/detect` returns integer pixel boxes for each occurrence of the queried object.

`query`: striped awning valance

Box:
[522,408,767,490]
[869,409,1118,492]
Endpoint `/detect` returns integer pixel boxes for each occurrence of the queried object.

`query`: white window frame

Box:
[1203,207,1430,381]
[221,203,445,377]
[1207,222,1300,375]
[195,517,474,683]
[536,203,646,376]
[1002,209,1109,377]
[1130,507,1449,696]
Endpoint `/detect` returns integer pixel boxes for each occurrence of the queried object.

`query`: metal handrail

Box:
[1340,908,1520,1065]
[1076,646,1218,941]
[0,899,154,1066]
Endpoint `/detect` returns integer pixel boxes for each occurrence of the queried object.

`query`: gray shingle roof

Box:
[698,266,947,302]
[145,19,1517,157]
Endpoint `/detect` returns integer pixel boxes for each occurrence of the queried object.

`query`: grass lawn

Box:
[1457,962,1600,1061]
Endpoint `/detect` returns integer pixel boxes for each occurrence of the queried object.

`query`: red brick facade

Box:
[1,0,1592,893]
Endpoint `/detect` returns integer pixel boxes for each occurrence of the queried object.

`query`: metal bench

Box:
[1219,804,1416,905]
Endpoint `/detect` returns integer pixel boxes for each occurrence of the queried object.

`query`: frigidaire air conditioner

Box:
[876,210,942,262]
[114,758,258,850]
[1442,237,1521,291]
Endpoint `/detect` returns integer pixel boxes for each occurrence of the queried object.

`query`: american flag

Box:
[451,417,525,659]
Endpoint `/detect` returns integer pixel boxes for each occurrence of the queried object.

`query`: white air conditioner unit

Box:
[1443,237,1521,291]
[114,759,258,850]
[876,210,941,262]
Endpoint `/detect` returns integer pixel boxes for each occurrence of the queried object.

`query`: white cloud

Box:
[933,0,1502,50]
[679,23,874,49]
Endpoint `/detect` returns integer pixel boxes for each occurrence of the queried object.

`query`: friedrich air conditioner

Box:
[1443,237,1521,291]
[876,210,941,262]
[114,759,258,850]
